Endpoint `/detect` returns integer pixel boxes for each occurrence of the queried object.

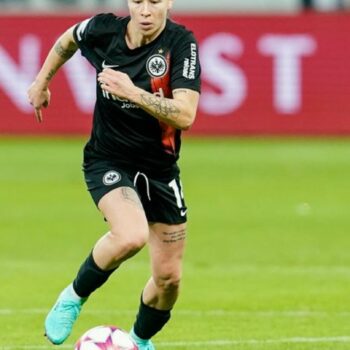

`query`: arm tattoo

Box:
[162,229,186,244]
[121,187,143,210]
[140,94,180,121]
[45,68,57,82]
[54,40,77,60]
[173,89,188,95]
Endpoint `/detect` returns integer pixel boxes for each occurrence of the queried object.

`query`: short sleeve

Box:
[171,32,201,93]
[73,13,116,51]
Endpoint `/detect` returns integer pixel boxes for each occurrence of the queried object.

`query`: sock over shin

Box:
[72,252,116,298]
[133,296,171,340]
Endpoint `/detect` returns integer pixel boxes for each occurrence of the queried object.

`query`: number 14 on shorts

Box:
[168,179,187,216]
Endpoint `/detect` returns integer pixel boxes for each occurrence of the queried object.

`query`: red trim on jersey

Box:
[150,53,176,156]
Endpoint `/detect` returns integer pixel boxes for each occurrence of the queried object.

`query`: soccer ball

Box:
[75,325,138,350]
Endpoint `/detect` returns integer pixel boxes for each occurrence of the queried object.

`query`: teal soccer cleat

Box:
[129,328,155,350]
[45,284,87,345]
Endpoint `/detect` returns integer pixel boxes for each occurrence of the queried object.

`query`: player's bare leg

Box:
[130,223,186,349]
[45,187,149,345]
[144,222,186,309]
[94,186,149,269]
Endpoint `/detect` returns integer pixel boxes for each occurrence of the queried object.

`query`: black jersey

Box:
[73,13,201,174]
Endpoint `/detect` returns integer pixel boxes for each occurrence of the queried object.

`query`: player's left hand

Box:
[98,69,138,100]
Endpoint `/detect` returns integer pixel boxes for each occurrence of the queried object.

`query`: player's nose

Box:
[140,2,151,16]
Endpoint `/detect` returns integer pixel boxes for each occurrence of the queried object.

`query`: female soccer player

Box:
[27,1,201,349]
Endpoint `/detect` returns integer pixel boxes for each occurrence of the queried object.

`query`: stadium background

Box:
[1,1,350,350]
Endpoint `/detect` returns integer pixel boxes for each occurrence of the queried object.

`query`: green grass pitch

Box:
[1,136,350,350]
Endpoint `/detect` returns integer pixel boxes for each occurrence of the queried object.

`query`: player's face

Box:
[128,0,173,38]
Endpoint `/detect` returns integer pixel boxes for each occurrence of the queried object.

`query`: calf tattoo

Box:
[162,229,186,244]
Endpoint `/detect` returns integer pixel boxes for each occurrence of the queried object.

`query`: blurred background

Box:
[0,0,350,12]
[2,1,350,350]
[1,0,350,134]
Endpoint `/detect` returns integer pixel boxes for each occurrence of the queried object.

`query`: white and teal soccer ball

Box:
[75,325,138,350]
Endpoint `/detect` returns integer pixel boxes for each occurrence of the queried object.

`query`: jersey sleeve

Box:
[72,13,117,67]
[171,32,201,93]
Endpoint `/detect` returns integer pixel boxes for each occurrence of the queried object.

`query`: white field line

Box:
[2,336,350,349]
[3,261,350,275]
[1,308,350,317]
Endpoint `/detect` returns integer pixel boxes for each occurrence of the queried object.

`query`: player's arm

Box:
[98,69,200,130]
[27,26,78,123]
[135,88,199,130]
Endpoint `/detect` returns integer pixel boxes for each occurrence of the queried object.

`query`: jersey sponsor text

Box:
[183,43,197,79]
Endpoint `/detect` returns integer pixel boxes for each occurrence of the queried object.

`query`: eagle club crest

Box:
[146,54,168,78]
[102,171,121,186]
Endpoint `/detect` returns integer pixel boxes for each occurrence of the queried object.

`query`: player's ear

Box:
[167,0,174,10]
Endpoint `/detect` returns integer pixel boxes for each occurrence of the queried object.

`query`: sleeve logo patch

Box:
[146,54,168,78]
[103,171,121,185]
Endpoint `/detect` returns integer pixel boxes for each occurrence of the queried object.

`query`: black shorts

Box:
[83,160,187,225]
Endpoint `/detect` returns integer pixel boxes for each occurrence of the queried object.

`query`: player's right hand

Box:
[27,82,51,123]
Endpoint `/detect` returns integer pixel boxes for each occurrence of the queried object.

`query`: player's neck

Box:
[126,21,166,49]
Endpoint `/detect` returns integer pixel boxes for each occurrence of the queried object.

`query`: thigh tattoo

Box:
[121,187,143,209]
[162,229,186,244]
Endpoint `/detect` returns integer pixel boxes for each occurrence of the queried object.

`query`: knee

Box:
[108,227,148,257]
[154,270,182,294]
[120,236,147,256]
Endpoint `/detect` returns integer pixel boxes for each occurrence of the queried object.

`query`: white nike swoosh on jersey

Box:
[180,210,187,216]
[102,60,119,69]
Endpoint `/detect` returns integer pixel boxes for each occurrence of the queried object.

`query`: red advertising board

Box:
[0,13,349,135]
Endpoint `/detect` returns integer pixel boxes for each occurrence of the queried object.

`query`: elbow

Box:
[181,123,192,131]
[178,112,195,131]
[180,121,192,131]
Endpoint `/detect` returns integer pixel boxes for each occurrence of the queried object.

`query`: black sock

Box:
[133,296,171,340]
[72,252,116,298]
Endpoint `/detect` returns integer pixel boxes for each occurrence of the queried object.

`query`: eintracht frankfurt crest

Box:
[103,171,121,185]
[146,54,168,77]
